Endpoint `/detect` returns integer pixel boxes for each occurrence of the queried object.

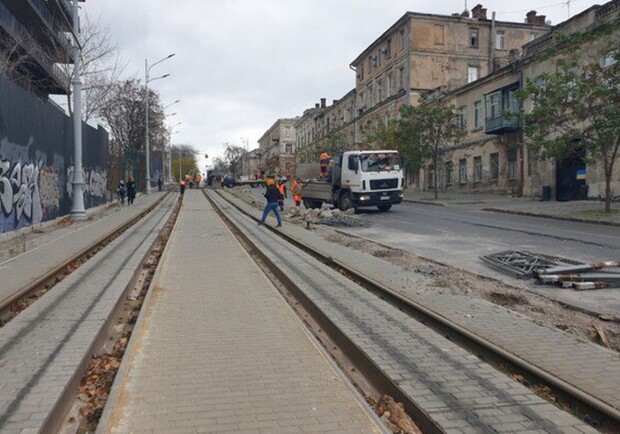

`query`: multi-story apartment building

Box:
[351,5,550,139]
[0,0,77,97]
[294,4,550,163]
[258,118,298,176]
[426,0,619,200]
[295,92,358,163]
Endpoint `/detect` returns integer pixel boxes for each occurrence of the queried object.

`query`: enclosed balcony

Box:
[484,85,520,134]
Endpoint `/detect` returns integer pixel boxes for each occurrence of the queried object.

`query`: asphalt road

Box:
[238,186,620,317]
[340,202,620,317]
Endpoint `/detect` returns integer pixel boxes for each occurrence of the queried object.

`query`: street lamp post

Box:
[145,53,175,194]
[69,0,86,220]
[240,137,249,178]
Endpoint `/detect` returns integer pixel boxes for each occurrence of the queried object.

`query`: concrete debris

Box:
[481,250,620,290]
[286,205,371,227]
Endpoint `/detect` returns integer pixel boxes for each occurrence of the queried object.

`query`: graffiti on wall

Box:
[0,156,108,233]
[65,167,108,198]
[0,157,43,231]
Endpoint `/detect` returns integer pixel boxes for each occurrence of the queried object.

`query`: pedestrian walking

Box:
[259,179,282,227]
[126,176,136,205]
[291,176,303,207]
[116,180,126,205]
[158,176,163,191]
[179,178,186,195]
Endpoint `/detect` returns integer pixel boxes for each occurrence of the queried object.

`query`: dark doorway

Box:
[556,149,586,201]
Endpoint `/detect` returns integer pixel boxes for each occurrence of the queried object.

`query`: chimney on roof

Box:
[333,99,339,105]
[526,10,547,25]
[471,4,487,20]
[526,10,537,23]
[315,103,320,108]
[320,98,326,108]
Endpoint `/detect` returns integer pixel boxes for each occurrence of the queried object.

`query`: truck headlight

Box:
[360,195,371,201]
[399,193,404,198]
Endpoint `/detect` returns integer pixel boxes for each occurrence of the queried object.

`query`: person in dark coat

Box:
[126,176,136,205]
[157,176,163,191]
[258,179,282,227]
[116,180,126,205]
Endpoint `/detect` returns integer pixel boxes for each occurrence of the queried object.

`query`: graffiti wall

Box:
[0,75,109,233]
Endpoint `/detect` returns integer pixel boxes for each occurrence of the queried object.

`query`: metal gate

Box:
[556,149,586,201]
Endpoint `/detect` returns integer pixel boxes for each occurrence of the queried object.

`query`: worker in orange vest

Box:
[179,178,186,195]
[276,179,286,211]
[319,152,330,178]
[291,177,303,207]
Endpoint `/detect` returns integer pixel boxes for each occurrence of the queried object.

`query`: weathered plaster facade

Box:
[258,118,298,176]
[423,0,620,200]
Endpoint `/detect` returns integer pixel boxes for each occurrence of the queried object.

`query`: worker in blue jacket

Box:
[258,179,283,227]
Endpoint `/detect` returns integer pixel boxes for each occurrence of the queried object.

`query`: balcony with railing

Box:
[484,85,521,134]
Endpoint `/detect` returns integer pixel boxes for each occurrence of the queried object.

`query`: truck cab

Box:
[303,150,404,211]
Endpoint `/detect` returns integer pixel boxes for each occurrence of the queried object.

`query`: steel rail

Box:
[210,188,620,428]
[0,192,171,315]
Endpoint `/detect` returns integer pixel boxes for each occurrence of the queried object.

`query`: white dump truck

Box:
[299,150,404,212]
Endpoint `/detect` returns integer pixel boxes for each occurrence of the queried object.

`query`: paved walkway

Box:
[99,190,383,434]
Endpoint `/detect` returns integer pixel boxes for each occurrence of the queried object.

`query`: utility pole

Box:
[69,0,86,220]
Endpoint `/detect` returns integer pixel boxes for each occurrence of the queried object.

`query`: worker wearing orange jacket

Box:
[291,177,303,207]
[276,180,286,211]
[319,152,330,178]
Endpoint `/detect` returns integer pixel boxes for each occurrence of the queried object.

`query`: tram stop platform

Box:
[98,190,384,433]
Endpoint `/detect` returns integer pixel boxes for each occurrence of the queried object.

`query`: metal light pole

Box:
[240,137,249,178]
[145,53,175,194]
[69,0,86,220]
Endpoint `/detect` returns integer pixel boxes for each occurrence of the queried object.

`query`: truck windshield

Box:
[359,153,401,173]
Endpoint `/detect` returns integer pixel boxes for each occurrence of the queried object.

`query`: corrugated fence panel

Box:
[0,74,109,233]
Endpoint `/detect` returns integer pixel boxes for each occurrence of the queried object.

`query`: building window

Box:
[469,28,479,48]
[458,106,467,130]
[496,31,505,50]
[399,66,405,90]
[487,92,501,118]
[473,156,482,182]
[398,29,405,50]
[507,150,517,179]
[445,162,453,186]
[285,143,293,154]
[459,158,467,183]
[529,32,538,42]
[375,52,381,67]
[359,65,364,80]
[434,24,445,45]
[474,100,482,128]
[490,153,499,180]
[467,66,479,83]
[377,80,383,102]
[385,38,392,58]
[387,74,393,97]
[368,56,372,72]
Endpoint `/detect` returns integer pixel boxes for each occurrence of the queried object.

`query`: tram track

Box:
[205,188,619,433]
[0,192,171,326]
[0,192,179,433]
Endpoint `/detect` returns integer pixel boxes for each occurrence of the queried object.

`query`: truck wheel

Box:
[377,204,392,211]
[339,192,353,211]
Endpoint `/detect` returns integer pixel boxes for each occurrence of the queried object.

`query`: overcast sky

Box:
[85,0,603,171]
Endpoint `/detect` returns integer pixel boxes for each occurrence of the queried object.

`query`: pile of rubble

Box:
[287,204,371,227]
